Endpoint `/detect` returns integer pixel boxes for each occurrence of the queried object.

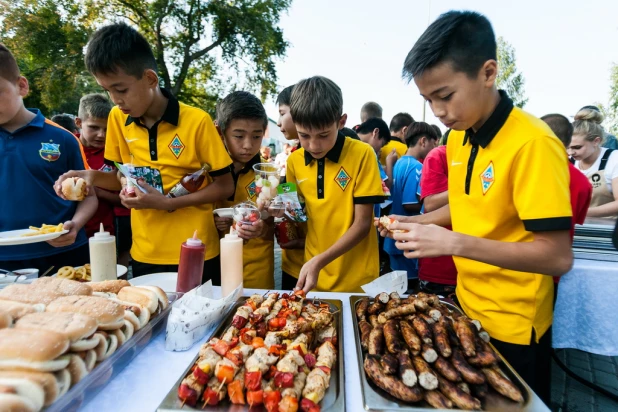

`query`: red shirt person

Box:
[418,144,458,295]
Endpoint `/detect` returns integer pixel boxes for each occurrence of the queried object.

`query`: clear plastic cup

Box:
[253,163,281,208]
[233,202,261,226]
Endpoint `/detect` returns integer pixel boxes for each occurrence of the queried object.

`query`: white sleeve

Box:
[605,151,618,186]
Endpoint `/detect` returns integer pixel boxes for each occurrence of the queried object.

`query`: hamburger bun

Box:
[117,287,158,315]
[0,371,59,407]
[90,280,130,294]
[32,277,93,297]
[66,355,87,386]
[0,329,70,372]
[61,177,87,201]
[95,332,118,362]
[0,310,12,329]
[0,377,45,412]
[110,298,150,329]
[0,299,44,320]
[136,286,169,311]
[54,369,70,397]
[0,284,62,305]
[76,350,96,372]
[46,296,124,331]
[15,312,98,351]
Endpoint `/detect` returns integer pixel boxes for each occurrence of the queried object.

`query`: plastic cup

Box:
[233,202,261,226]
[253,163,281,204]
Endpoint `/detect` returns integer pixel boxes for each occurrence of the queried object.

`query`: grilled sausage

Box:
[412,356,438,390]
[358,320,373,351]
[378,303,416,324]
[439,316,460,347]
[418,313,435,325]
[368,314,380,329]
[416,292,440,307]
[431,319,452,358]
[383,319,406,354]
[451,348,485,385]
[458,382,471,394]
[428,308,442,322]
[375,292,390,304]
[398,353,418,387]
[385,298,401,312]
[412,298,429,312]
[364,356,424,403]
[421,344,438,363]
[368,325,385,355]
[356,297,370,322]
[455,318,477,357]
[437,375,482,410]
[424,390,454,409]
[434,356,462,382]
[399,320,422,355]
[467,339,500,367]
[389,292,400,301]
[367,301,384,316]
[380,353,399,375]
[482,366,524,403]
[471,382,489,399]
[411,316,433,345]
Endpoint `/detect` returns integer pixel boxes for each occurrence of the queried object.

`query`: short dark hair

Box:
[431,124,442,139]
[356,118,391,143]
[389,112,415,133]
[541,113,574,148]
[341,127,360,140]
[402,11,496,80]
[51,114,78,133]
[0,44,20,82]
[216,91,268,134]
[78,94,112,120]
[276,85,295,106]
[405,121,439,147]
[361,102,383,120]
[85,23,157,78]
[290,76,343,130]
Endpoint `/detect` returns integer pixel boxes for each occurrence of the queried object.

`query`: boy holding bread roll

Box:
[0,43,97,272]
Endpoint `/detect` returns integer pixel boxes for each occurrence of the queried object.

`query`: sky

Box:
[261,0,618,131]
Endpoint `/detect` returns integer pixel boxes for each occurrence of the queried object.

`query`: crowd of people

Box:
[2,9,618,406]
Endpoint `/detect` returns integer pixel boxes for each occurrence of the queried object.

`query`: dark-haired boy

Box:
[384,122,437,285]
[387,11,572,403]
[360,101,382,123]
[51,114,79,136]
[379,112,412,167]
[214,91,274,289]
[287,76,386,293]
[356,117,395,190]
[55,23,234,283]
[0,44,97,272]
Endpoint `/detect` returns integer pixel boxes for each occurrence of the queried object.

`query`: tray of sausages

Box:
[351,293,535,411]
[158,291,345,412]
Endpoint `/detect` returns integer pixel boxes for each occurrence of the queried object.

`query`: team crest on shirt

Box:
[168,134,185,159]
[245,180,257,200]
[480,161,495,195]
[39,143,61,162]
[334,167,351,191]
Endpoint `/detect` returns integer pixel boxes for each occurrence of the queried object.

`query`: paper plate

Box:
[0,229,69,246]
[129,272,178,292]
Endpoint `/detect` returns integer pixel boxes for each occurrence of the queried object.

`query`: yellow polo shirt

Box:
[447,91,572,345]
[287,134,386,292]
[379,138,407,167]
[281,222,306,277]
[104,89,232,264]
[216,155,274,289]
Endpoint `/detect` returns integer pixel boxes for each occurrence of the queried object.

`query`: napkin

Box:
[361,271,407,296]
[165,281,242,351]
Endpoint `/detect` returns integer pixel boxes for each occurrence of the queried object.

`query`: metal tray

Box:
[157,297,345,412]
[45,292,180,412]
[350,295,541,412]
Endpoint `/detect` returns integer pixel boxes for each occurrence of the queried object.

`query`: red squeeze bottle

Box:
[176,230,205,294]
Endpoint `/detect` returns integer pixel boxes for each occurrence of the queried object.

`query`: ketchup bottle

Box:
[176,230,205,294]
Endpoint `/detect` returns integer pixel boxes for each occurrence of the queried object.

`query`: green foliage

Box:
[496,37,528,108]
[597,63,618,135]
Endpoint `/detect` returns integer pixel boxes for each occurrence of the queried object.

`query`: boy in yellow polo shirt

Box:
[213,91,275,289]
[287,76,387,293]
[55,23,234,283]
[381,11,572,404]
[378,112,412,167]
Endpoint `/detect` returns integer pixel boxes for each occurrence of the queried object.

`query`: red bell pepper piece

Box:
[246,390,264,406]
[317,366,331,375]
[212,339,230,356]
[274,371,295,388]
[227,380,245,404]
[304,353,317,368]
[264,390,282,412]
[193,365,209,385]
[300,398,321,412]
[177,383,198,406]
[245,370,262,391]
[202,388,220,406]
[231,314,248,329]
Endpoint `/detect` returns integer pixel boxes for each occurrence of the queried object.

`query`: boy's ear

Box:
[144,69,159,88]
[338,113,348,129]
[17,76,29,98]
[75,117,83,129]
[401,125,408,137]
[215,124,224,139]
[482,60,498,87]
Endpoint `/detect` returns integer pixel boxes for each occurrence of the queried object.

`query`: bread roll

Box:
[0,299,44,320]
[90,280,130,294]
[136,286,169,310]
[15,312,98,349]
[61,177,87,201]
[0,310,12,329]
[0,377,45,412]
[117,287,158,315]
[0,371,59,407]
[32,277,93,297]
[0,329,70,372]
[46,296,124,331]
[0,285,62,305]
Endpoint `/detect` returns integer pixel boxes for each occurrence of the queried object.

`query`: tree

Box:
[496,37,528,108]
[598,63,618,135]
[100,0,291,113]
[0,0,102,115]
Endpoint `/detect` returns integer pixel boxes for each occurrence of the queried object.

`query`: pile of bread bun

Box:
[0,277,168,411]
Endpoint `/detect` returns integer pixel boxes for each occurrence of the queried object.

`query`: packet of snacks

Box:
[268,183,307,223]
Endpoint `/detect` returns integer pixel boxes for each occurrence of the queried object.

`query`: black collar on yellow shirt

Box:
[124,88,180,161]
[303,132,346,199]
[461,90,513,195]
[228,153,261,201]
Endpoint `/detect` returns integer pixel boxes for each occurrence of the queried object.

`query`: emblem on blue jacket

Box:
[39,143,61,162]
